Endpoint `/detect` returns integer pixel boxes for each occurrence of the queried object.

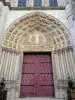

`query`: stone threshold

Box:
[8,97,66,100]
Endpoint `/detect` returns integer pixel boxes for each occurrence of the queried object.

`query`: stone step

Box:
[9,98,66,100]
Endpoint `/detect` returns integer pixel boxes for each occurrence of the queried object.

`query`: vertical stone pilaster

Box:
[57,0,66,6]
[5,51,10,80]
[69,49,75,78]
[62,51,67,79]
[42,0,49,7]
[56,51,61,80]
[17,52,23,98]
[26,0,34,7]
[0,50,5,78]
[52,48,75,99]
[10,0,18,7]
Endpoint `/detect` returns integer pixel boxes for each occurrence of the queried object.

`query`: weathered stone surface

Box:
[4,12,71,52]
[8,98,66,100]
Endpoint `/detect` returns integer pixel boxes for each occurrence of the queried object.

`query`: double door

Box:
[20,53,55,97]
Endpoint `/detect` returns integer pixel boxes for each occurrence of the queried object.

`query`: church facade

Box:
[0,0,75,100]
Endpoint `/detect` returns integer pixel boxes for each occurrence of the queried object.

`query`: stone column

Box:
[57,0,66,6]
[26,0,34,7]
[52,48,75,99]
[0,49,5,78]
[0,47,22,99]
[10,0,18,7]
[42,0,49,7]
[16,52,23,98]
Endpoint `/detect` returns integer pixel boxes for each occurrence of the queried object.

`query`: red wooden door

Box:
[20,53,55,97]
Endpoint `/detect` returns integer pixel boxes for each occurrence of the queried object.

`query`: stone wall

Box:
[0,1,9,46]
[52,47,75,81]
[5,0,66,7]
[52,47,75,99]
[0,47,22,100]
[65,0,75,50]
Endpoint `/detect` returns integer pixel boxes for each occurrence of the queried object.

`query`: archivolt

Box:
[4,12,71,51]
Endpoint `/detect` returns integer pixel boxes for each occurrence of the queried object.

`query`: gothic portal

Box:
[0,0,75,100]
[2,12,75,99]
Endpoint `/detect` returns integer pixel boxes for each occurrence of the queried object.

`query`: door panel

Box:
[20,86,37,97]
[21,74,36,85]
[20,53,54,97]
[39,63,53,73]
[22,63,36,73]
[38,86,54,96]
[39,74,54,85]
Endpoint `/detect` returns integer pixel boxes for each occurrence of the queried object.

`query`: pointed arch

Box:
[4,12,71,51]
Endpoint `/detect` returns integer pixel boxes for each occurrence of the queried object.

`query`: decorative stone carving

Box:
[4,12,71,51]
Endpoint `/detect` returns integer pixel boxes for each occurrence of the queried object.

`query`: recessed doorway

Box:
[20,53,55,97]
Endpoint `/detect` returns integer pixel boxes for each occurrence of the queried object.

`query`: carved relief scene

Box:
[4,12,71,52]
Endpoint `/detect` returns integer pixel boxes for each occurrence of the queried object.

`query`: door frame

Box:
[19,52,55,98]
